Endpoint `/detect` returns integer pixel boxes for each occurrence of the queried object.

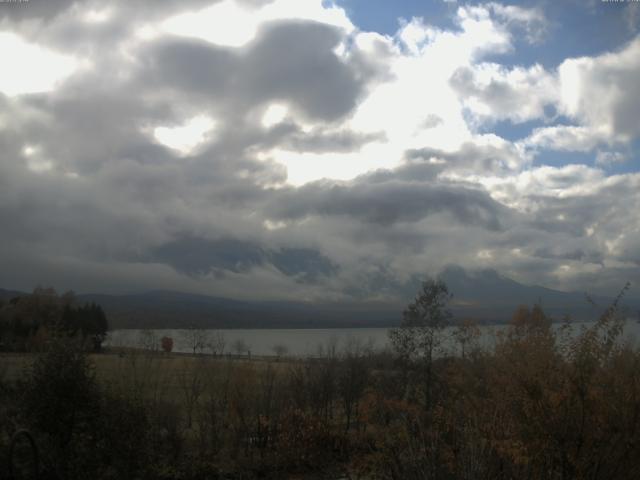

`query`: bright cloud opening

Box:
[262,104,289,128]
[23,145,54,173]
[270,142,402,185]
[162,0,258,47]
[162,0,353,48]
[153,115,216,155]
[83,8,114,24]
[0,33,79,96]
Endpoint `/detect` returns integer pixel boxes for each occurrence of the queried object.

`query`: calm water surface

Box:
[106,320,640,357]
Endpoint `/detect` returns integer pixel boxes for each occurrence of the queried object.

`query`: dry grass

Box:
[2,349,297,408]
[0,353,35,383]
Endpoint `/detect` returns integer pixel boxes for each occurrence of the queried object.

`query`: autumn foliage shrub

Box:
[161,336,174,353]
[3,282,640,479]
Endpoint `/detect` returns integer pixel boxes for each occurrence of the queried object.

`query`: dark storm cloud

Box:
[0,0,216,23]
[151,237,265,275]
[139,19,382,122]
[151,236,337,282]
[365,160,445,184]
[267,178,510,230]
[251,121,385,155]
[244,20,368,121]
[279,126,386,153]
[341,265,421,301]
[142,38,236,97]
[532,247,603,264]
[0,0,77,21]
[16,92,178,174]
[271,247,339,281]
[0,156,178,262]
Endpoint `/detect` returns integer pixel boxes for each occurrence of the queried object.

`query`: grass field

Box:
[1,347,304,442]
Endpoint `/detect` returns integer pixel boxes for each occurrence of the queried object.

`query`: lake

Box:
[106,319,640,357]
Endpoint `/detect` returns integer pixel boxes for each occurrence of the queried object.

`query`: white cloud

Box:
[261,103,289,128]
[152,115,216,155]
[509,164,606,199]
[452,62,558,124]
[251,3,552,184]
[486,2,547,44]
[161,0,353,48]
[595,150,628,166]
[397,17,434,56]
[0,33,79,96]
[522,125,607,152]
[454,4,514,58]
[269,143,396,185]
[298,4,526,183]
[23,145,54,173]
[557,37,640,143]
[520,38,640,154]
[162,0,260,48]
[83,7,114,24]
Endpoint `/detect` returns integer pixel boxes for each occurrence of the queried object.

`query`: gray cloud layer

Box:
[0,0,638,302]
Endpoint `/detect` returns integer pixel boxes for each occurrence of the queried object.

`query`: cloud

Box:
[138,19,380,123]
[451,63,558,125]
[0,32,80,96]
[161,0,354,47]
[0,0,78,21]
[556,36,640,143]
[274,125,386,153]
[485,2,547,44]
[150,235,338,281]
[522,125,606,152]
[0,0,638,303]
[595,150,628,166]
[407,137,527,175]
[265,164,513,231]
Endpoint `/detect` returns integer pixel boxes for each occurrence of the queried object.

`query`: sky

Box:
[0,0,639,304]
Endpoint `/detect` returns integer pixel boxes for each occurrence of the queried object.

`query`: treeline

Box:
[0,287,108,352]
[1,281,639,479]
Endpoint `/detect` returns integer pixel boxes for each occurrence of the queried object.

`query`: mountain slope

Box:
[440,265,634,322]
[77,291,399,329]
[2,267,637,328]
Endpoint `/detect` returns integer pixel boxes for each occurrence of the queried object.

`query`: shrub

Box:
[161,336,174,354]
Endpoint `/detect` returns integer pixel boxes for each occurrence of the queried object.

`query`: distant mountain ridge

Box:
[75,291,400,329]
[1,267,637,329]
[0,288,25,301]
[439,266,635,323]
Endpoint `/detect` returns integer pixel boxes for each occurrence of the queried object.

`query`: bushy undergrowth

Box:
[1,292,639,479]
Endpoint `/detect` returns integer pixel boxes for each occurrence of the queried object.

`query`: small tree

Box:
[272,343,289,359]
[161,336,174,354]
[389,277,452,409]
[232,338,248,358]
[207,331,226,356]
[177,360,205,429]
[452,318,481,358]
[83,303,108,352]
[182,326,208,355]
[339,337,371,431]
[22,338,100,477]
[137,329,158,352]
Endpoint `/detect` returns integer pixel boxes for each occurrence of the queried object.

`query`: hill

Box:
[2,268,638,329]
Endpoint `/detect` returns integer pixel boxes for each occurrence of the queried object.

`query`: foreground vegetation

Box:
[0,287,108,353]
[1,281,640,479]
